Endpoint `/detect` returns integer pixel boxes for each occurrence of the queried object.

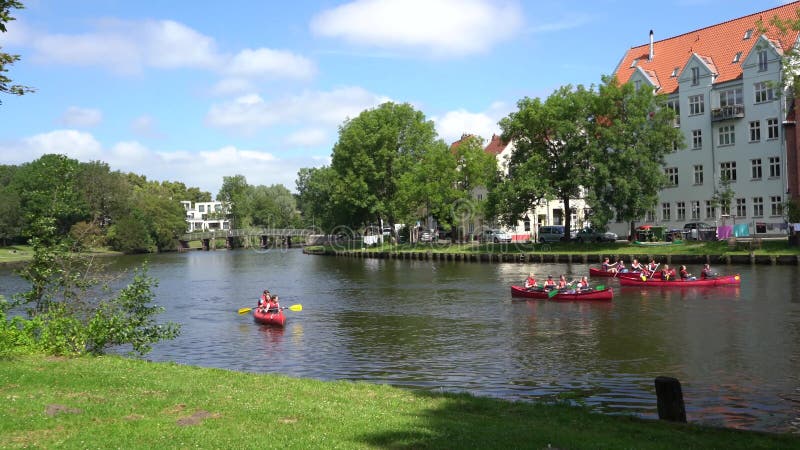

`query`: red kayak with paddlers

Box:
[510,285,613,301]
[618,274,741,287]
[589,267,663,279]
[253,307,287,327]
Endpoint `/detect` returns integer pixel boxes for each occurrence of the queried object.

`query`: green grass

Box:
[333,239,800,256]
[0,245,33,263]
[1,355,797,449]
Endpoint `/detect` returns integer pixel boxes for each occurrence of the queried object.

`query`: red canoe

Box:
[253,308,286,327]
[618,274,741,287]
[510,285,613,301]
[589,267,662,279]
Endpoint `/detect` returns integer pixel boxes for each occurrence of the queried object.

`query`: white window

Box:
[198,205,205,213]
[718,125,735,146]
[691,200,701,219]
[671,67,680,77]
[752,159,762,179]
[634,79,642,91]
[758,50,768,72]
[665,167,679,186]
[755,82,774,103]
[753,197,764,217]
[692,129,702,149]
[689,95,704,115]
[705,200,715,219]
[720,88,743,107]
[662,202,671,221]
[646,210,656,222]
[691,67,700,85]
[733,52,742,63]
[693,165,704,185]
[769,156,781,178]
[720,201,731,217]
[677,201,686,221]
[720,161,737,181]
[743,29,753,40]
[767,118,779,139]
[736,198,746,217]
[771,195,783,216]
[667,99,680,126]
[749,121,760,142]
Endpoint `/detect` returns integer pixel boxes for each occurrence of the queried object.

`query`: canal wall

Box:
[304,248,800,265]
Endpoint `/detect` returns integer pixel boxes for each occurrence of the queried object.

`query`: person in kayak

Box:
[543,275,557,289]
[660,264,673,281]
[647,259,659,272]
[679,265,695,280]
[601,257,617,274]
[631,259,644,272]
[267,295,281,314]
[524,273,538,289]
[258,290,271,309]
[557,274,569,289]
[577,276,590,291]
[701,264,717,279]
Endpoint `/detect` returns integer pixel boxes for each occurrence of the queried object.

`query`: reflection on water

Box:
[1,249,799,433]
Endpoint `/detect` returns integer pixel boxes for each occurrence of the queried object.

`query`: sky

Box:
[0,0,796,196]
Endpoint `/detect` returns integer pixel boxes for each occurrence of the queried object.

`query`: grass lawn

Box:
[1,355,798,449]
[0,245,33,264]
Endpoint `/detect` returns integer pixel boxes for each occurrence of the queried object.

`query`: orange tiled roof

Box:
[449,133,476,152]
[484,134,507,155]
[614,2,800,94]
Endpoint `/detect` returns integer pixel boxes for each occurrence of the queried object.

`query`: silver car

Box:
[575,228,618,243]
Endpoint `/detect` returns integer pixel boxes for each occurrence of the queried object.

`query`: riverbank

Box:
[0,245,124,268]
[1,355,797,449]
[305,239,800,265]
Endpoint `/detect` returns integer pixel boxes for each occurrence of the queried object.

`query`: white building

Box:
[180,201,231,232]
[612,3,800,238]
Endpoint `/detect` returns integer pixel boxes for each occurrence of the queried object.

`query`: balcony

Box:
[711,104,745,122]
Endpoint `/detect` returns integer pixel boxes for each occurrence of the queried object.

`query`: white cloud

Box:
[211,78,258,96]
[131,115,165,139]
[12,18,315,81]
[433,102,511,144]
[0,130,325,195]
[310,0,523,57]
[59,106,103,128]
[226,48,316,80]
[205,87,390,134]
[284,128,329,147]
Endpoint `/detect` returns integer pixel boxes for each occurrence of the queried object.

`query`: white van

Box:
[538,225,568,243]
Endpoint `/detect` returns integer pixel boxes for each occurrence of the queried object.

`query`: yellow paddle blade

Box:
[238,307,253,315]
[288,304,303,312]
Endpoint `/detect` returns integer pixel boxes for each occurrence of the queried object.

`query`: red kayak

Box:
[589,267,661,279]
[253,308,286,327]
[510,285,613,301]
[618,274,741,287]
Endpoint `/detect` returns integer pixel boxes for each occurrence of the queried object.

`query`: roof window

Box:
[744,29,753,40]
[630,59,638,68]
[671,66,680,77]
[732,52,742,63]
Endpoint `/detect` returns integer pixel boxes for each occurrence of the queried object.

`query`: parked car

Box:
[575,228,618,243]
[419,230,434,242]
[538,225,572,242]
[482,229,512,243]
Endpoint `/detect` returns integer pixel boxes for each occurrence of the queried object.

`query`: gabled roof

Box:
[484,134,508,156]
[614,2,800,94]
[449,133,476,151]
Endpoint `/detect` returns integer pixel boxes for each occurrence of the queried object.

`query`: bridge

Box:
[179,228,317,251]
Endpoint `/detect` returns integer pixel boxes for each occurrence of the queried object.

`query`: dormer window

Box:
[744,29,753,40]
[630,59,638,68]
[671,66,680,77]
[732,52,742,63]
[691,67,700,86]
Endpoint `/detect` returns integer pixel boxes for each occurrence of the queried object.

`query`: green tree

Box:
[217,175,252,229]
[296,166,340,231]
[0,184,21,245]
[494,85,596,240]
[1,0,34,104]
[249,184,299,228]
[330,102,440,229]
[588,76,683,233]
[77,161,131,229]
[12,154,90,236]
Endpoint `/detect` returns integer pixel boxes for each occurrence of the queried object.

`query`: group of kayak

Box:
[510,257,741,301]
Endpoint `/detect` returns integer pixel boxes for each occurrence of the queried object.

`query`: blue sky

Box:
[0,0,794,196]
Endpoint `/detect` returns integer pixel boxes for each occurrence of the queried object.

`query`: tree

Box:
[249,184,299,228]
[296,166,340,232]
[77,161,131,229]
[494,85,596,240]
[217,175,252,229]
[330,102,440,229]
[588,76,683,234]
[12,154,90,236]
[1,0,34,104]
[0,184,21,245]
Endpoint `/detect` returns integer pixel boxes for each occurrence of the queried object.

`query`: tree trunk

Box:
[563,196,571,242]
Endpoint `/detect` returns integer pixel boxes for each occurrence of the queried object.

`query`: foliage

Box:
[785,197,800,223]
[329,102,440,229]
[106,214,155,253]
[0,184,21,245]
[586,76,683,228]
[0,0,34,104]
[296,166,340,231]
[494,85,596,239]
[249,184,300,228]
[76,161,131,229]
[710,175,735,218]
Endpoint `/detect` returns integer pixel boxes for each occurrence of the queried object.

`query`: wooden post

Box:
[654,376,687,423]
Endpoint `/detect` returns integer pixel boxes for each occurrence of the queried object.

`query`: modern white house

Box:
[611,2,800,238]
[180,200,231,233]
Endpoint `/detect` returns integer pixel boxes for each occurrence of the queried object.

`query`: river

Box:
[1,248,799,433]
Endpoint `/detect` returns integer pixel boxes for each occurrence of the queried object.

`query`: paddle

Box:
[548,280,577,298]
[648,263,660,281]
[237,304,303,315]
[595,284,605,290]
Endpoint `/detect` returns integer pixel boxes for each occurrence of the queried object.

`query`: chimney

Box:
[649,30,654,61]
